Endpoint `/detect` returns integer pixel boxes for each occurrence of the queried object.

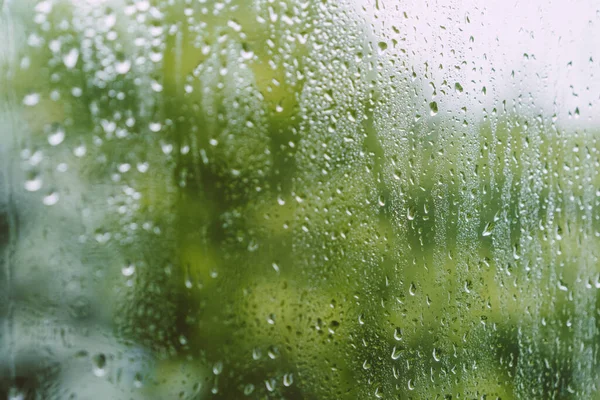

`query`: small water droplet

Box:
[283,373,294,387]
[23,93,40,106]
[92,353,107,377]
[24,174,42,192]
[115,59,131,74]
[482,221,494,237]
[558,280,569,292]
[252,348,262,360]
[48,123,65,146]
[241,43,254,60]
[137,162,149,173]
[118,163,131,173]
[149,122,162,132]
[409,282,417,296]
[8,388,25,400]
[393,327,403,341]
[265,378,276,392]
[406,206,415,221]
[429,101,438,116]
[213,361,223,375]
[243,384,255,395]
[43,191,59,206]
[267,345,279,359]
[122,262,135,277]
[433,348,441,362]
[63,48,79,69]
[133,373,143,388]
[74,144,87,157]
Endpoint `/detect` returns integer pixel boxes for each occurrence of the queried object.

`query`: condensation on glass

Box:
[1,0,599,398]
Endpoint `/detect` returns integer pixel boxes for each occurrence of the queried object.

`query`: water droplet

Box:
[23,93,40,106]
[391,346,401,360]
[48,123,65,146]
[406,205,415,220]
[137,162,149,173]
[63,48,79,69]
[24,174,42,192]
[252,348,262,360]
[482,221,494,237]
[558,280,569,292]
[34,0,53,14]
[8,388,25,400]
[213,361,223,375]
[454,82,463,93]
[374,387,383,398]
[283,373,294,387]
[43,191,59,206]
[433,348,441,361]
[115,59,131,74]
[429,101,438,116]
[118,163,131,173]
[133,373,143,388]
[122,262,135,276]
[92,353,107,377]
[409,282,417,296]
[243,384,255,395]
[265,378,276,392]
[149,122,162,132]
[267,345,279,359]
[74,144,86,157]
[240,43,254,60]
[393,327,403,341]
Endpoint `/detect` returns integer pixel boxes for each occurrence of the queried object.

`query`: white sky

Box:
[353,0,600,129]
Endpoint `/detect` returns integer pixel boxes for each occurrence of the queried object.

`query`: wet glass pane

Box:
[1,0,599,398]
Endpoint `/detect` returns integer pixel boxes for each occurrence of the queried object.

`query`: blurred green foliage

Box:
[2,0,600,399]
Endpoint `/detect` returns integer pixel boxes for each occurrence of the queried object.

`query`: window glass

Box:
[1,0,599,398]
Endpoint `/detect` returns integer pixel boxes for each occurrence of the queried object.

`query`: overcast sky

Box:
[353,0,600,129]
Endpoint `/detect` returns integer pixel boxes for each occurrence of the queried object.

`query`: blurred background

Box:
[1,0,599,398]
